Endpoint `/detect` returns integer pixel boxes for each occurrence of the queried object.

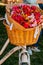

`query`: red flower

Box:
[34,12,41,20]
[22,5,31,16]
[12,6,21,13]
[31,6,36,11]
[23,22,29,28]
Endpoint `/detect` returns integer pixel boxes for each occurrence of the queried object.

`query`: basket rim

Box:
[3,21,42,31]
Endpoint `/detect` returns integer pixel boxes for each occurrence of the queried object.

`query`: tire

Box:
[21,63,28,65]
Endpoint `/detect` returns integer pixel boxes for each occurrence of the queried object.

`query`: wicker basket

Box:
[4,21,41,46]
[5,4,42,46]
